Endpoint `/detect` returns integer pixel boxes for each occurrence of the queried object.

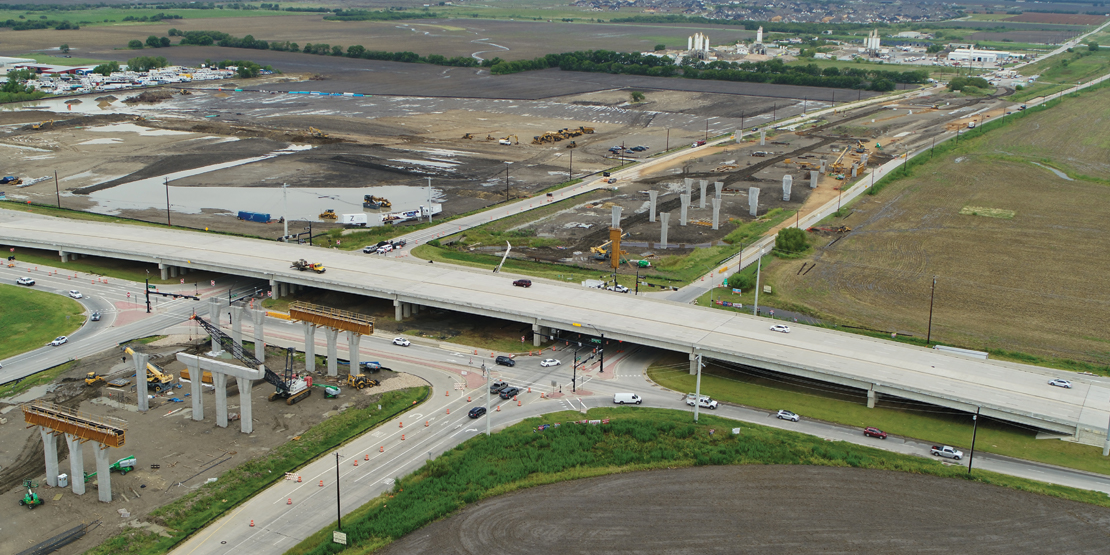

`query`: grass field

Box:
[284,406,1110,554]
[647,353,1110,476]
[1014,48,1110,101]
[0,244,225,286]
[0,361,76,396]
[0,7,297,28]
[0,284,85,361]
[760,84,1110,369]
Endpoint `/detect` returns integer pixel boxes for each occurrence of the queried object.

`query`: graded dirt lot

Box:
[1007,12,1107,25]
[766,87,1110,364]
[0,338,425,555]
[381,465,1110,554]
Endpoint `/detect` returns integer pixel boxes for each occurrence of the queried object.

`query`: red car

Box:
[513,279,532,288]
[863,427,887,439]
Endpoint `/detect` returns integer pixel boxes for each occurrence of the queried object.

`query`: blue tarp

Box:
[237,211,271,223]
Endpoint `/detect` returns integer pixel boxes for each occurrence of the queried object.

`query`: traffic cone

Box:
[467,396,471,402]
[287,498,292,505]
[319,480,324,487]
[528,387,531,393]
[365,454,369,461]
[445,390,449,396]
[399,421,403,428]
[518,400,522,406]
[513,395,517,401]
[541,393,545,398]
[496,405,501,412]
[250,520,255,527]
[380,446,384,452]
[425,420,429,427]
[401,434,405,440]
[354,460,358,467]
[297,475,302,482]
[446,408,450,414]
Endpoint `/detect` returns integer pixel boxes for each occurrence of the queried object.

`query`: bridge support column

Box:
[187,356,204,421]
[270,279,280,300]
[394,299,403,321]
[58,250,68,263]
[347,331,361,377]
[699,180,708,208]
[160,263,168,280]
[303,323,317,373]
[40,427,60,487]
[711,198,721,230]
[170,266,178,278]
[760,130,766,146]
[679,194,689,226]
[213,371,228,428]
[660,213,670,249]
[402,302,412,318]
[648,191,658,222]
[207,298,225,355]
[65,433,85,495]
[231,305,244,349]
[134,352,150,412]
[236,378,253,434]
[689,353,698,375]
[533,323,543,347]
[94,445,111,503]
[867,385,877,409]
[251,309,266,361]
[324,327,339,377]
[412,304,420,315]
[714,182,722,200]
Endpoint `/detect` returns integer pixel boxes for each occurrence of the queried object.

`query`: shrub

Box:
[775,227,808,254]
[128,39,143,49]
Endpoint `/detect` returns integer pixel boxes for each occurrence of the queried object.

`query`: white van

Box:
[613,393,642,405]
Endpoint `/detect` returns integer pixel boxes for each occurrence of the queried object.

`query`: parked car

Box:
[512,279,532,288]
[930,445,963,460]
[489,380,508,393]
[495,355,515,367]
[607,285,629,293]
[392,239,407,248]
[90,311,101,322]
[50,336,68,346]
[863,427,887,439]
[392,337,411,347]
[776,410,800,422]
[16,277,35,286]
[770,324,791,333]
[68,290,83,299]
[499,386,521,399]
[362,245,378,253]
[1048,378,1072,388]
[468,406,487,418]
[685,394,718,410]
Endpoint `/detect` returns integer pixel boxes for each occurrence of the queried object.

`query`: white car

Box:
[392,337,410,347]
[770,324,791,333]
[607,285,629,293]
[685,394,718,409]
[540,358,561,367]
[49,336,68,346]
[68,290,83,299]
[777,410,800,422]
[377,244,393,254]
[1048,378,1072,389]
[16,277,35,286]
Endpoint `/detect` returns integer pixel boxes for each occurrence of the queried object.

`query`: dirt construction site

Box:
[0,337,425,555]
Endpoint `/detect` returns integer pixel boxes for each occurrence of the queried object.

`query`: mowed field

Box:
[768,87,1110,364]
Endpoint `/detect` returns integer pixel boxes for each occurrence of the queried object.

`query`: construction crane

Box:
[122,346,175,392]
[590,232,629,259]
[190,314,312,405]
[828,146,850,174]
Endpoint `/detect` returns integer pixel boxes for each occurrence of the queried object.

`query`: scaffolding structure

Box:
[289,301,374,335]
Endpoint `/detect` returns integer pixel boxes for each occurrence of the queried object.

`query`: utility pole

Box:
[665,128,669,151]
[426,177,433,223]
[693,354,704,423]
[54,170,61,208]
[164,177,171,226]
[599,331,604,374]
[504,163,510,203]
[568,148,573,182]
[334,452,342,530]
[306,222,313,246]
[926,276,937,344]
[752,248,764,316]
[772,103,777,122]
[484,363,490,437]
[282,183,289,238]
[704,119,709,141]
[967,407,981,474]
[572,343,580,393]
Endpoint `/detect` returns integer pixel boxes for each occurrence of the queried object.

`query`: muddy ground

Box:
[382,465,1110,554]
[0,338,426,555]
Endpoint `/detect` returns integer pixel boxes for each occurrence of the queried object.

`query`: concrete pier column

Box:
[679,194,689,226]
[648,191,658,222]
[94,446,111,503]
[748,187,760,217]
[699,181,708,208]
[187,356,204,421]
[760,130,766,146]
[270,279,280,300]
[660,213,670,249]
[851,163,858,178]
[207,298,225,355]
[684,178,692,196]
[324,327,339,377]
[236,378,253,434]
[251,309,266,361]
[736,129,743,143]
[712,198,721,230]
[169,266,178,278]
[160,263,168,280]
[213,372,228,428]
[58,250,68,263]
[412,304,420,315]
[394,299,403,321]
[303,323,317,373]
[40,427,59,487]
[714,182,722,200]
[782,175,792,202]
[689,352,698,375]
[810,170,818,189]
[861,153,869,166]
[231,305,244,349]
[134,352,150,412]
[820,159,827,173]
[347,331,361,377]
[402,302,412,318]
[867,385,877,409]
[65,434,85,495]
[533,323,543,347]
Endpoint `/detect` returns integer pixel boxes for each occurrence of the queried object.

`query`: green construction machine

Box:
[19,480,43,510]
[84,455,136,483]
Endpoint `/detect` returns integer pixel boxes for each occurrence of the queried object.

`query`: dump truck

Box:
[291,259,326,273]
[123,347,175,392]
[346,374,380,390]
[84,455,137,483]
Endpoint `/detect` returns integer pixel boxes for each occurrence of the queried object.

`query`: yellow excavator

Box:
[122,346,176,392]
[308,127,328,138]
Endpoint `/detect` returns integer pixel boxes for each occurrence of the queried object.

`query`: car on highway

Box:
[489,380,508,393]
[499,386,521,399]
[776,410,800,422]
[392,337,411,347]
[540,359,561,367]
[16,277,35,286]
[68,290,83,299]
[770,324,791,333]
[686,394,718,410]
[468,406,486,419]
[1048,378,1072,389]
[512,279,532,288]
[863,427,887,439]
[607,285,629,293]
[90,311,101,322]
[49,336,68,346]
[495,355,515,367]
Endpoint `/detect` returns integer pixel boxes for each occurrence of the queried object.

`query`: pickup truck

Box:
[930,445,963,460]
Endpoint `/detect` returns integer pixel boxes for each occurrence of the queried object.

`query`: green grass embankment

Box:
[285,407,1110,555]
[0,284,85,360]
[84,387,429,555]
[0,361,77,397]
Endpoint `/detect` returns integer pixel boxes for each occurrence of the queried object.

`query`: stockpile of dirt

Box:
[123,90,175,104]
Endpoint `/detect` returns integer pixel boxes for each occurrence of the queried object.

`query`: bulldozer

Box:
[346,373,380,390]
[291,259,326,273]
[85,372,106,386]
[319,209,338,220]
[462,133,474,139]
[308,127,328,138]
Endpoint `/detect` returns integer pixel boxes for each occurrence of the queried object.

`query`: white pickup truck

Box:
[930,445,964,460]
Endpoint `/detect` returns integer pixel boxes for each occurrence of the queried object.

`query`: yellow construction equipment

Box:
[84,372,105,387]
[291,259,326,273]
[854,139,869,154]
[122,347,175,393]
[179,367,214,385]
[308,127,328,138]
[346,374,380,390]
[31,120,53,130]
[828,147,850,174]
[498,134,519,145]
[566,141,577,149]
[462,133,474,139]
[319,209,338,220]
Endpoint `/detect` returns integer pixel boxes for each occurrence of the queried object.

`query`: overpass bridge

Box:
[3,212,1109,445]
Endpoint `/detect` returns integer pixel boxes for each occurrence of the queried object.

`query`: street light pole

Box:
[926,276,937,344]
[693,354,703,423]
[334,452,342,531]
[752,248,764,316]
[967,407,981,474]
[282,183,289,238]
[164,177,172,226]
[483,363,490,437]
